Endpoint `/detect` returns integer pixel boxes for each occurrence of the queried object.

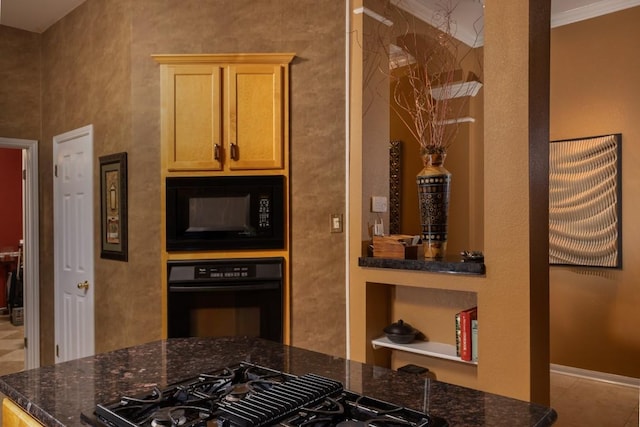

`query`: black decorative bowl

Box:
[384,319,417,344]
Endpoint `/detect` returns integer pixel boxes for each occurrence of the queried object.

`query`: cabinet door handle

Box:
[230,142,239,161]
[214,143,220,161]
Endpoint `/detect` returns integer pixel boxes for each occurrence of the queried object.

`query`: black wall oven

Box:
[166,175,285,251]
[167,258,283,342]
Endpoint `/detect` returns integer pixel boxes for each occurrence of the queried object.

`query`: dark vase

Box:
[416,153,451,259]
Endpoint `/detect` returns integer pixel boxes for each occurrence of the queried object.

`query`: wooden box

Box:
[372,235,423,259]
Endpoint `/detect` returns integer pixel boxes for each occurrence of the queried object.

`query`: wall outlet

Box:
[371,196,388,213]
[373,219,384,236]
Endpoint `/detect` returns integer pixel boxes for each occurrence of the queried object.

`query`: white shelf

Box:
[430,81,483,100]
[434,116,476,126]
[372,336,477,365]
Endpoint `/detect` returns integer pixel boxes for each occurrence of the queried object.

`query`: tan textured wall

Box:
[0,26,40,139]
[33,0,346,362]
[550,7,640,378]
[0,25,43,362]
[130,0,346,357]
[38,0,159,363]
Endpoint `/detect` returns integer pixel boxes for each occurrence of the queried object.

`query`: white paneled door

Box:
[53,125,95,363]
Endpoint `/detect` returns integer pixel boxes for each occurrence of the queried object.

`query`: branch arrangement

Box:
[368,0,482,155]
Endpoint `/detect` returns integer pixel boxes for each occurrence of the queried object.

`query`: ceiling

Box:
[0,0,85,33]
[0,0,639,35]
[393,0,640,46]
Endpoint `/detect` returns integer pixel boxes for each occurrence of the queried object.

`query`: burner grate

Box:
[86,363,448,427]
[219,374,343,426]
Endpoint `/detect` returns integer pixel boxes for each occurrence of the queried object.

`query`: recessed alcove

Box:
[350,0,551,402]
[363,280,479,386]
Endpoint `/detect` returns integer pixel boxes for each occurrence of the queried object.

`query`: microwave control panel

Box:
[258,195,271,229]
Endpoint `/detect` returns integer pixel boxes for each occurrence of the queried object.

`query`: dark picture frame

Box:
[549,134,622,268]
[100,152,128,261]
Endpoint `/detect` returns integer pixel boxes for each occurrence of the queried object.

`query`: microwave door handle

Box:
[230,142,238,161]
[214,143,221,161]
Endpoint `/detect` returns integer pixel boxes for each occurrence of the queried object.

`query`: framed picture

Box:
[100,152,128,261]
[549,134,622,268]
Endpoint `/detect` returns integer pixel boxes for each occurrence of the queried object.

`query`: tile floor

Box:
[0,313,24,376]
[550,370,639,427]
[0,315,636,426]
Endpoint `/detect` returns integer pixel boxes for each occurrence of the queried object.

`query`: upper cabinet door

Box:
[163,64,223,172]
[227,64,284,171]
[155,53,294,174]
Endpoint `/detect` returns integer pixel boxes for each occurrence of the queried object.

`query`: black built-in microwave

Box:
[166,175,285,251]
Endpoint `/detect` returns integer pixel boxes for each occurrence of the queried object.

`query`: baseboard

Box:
[550,363,640,389]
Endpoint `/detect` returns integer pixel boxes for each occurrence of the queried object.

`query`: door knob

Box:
[77,280,89,290]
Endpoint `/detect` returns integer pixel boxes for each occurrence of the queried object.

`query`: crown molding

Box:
[552,0,640,28]
[353,7,393,26]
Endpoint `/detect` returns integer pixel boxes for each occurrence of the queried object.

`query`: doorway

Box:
[0,137,40,370]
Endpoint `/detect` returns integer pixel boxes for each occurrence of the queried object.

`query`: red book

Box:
[459,307,477,361]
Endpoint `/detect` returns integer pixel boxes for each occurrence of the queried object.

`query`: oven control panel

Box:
[168,257,283,283]
[195,265,254,279]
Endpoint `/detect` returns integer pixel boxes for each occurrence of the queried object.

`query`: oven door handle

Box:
[169,282,281,292]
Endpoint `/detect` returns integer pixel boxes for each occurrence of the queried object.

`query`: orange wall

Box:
[550,7,640,378]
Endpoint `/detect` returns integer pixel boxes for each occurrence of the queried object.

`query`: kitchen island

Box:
[0,337,557,426]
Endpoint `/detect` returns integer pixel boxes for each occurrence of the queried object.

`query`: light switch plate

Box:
[371,196,388,213]
[330,214,343,233]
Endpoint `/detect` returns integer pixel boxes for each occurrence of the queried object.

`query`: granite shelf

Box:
[372,336,478,365]
[358,257,486,275]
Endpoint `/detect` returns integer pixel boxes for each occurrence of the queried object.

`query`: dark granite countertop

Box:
[0,337,555,427]
[358,256,486,275]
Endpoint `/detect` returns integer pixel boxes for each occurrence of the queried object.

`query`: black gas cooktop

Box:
[81,362,447,427]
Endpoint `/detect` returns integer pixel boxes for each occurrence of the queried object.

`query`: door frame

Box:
[0,137,40,369]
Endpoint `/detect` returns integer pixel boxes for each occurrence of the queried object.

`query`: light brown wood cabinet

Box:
[154,54,294,173]
[2,399,43,427]
[154,53,295,344]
